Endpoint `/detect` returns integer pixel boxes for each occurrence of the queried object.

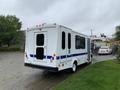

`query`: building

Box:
[90,34,111,48]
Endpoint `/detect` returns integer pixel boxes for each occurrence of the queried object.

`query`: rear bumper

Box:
[24,63,58,72]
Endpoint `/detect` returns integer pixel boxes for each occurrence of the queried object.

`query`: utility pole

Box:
[91,29,93,37]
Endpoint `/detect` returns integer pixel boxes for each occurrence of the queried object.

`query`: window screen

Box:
[62,32,65,49]
[36,34,44,46]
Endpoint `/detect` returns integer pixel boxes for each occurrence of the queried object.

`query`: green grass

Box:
[53,60,120,90]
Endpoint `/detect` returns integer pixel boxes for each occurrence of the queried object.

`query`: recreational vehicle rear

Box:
[24,24,92,72]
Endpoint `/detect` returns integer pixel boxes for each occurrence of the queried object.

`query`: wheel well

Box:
[74,61,77,65]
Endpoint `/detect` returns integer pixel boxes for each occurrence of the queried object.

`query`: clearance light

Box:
[42,23,46,26]
[36,25,39,27]
[53,23,56,25]
[39,24,41,27]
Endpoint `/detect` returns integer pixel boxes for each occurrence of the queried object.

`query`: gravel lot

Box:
[0,52,115,90]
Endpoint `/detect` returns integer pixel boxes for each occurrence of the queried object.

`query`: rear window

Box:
[36,34,44,46]
[36,47,44,59]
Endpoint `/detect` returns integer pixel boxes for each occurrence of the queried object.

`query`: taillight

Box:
[51,53,56,60]
[106,50,108,52]
[52,53,56,60]
[25,53,28,59]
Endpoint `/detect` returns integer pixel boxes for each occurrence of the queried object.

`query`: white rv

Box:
[24,24,92,72]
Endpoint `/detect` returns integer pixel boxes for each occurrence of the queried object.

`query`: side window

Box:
[75,35,80,49]
[80,36,85,49]
[36,34,44,46]
[62,31,65,49]
[75,35,85,49]
[68,33,71,49]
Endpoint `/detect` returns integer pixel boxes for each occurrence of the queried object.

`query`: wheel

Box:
[88,60,92,64]
[71,62,77,72]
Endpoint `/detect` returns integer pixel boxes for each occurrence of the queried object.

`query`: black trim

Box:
[24,63,58,71]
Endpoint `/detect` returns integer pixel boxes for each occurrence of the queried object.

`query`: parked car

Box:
[98,46,112,55]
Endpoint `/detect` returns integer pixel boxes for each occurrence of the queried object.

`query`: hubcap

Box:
[72,63,76,72]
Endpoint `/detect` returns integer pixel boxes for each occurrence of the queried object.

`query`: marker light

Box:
[42,23,46,26]
[39,24,41,27]
[36,25,38,27]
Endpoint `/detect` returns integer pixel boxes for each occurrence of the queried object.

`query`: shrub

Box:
[116,46,120,62]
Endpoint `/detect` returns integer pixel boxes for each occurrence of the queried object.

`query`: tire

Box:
[88,60,92,64]
[71,62,77,72]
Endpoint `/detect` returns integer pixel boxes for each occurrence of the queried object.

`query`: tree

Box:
[115,26,120,61]
[0,15,22,47]
[115,26,120,40]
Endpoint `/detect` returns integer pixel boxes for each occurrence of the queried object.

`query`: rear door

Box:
[35,32,47,60]
[60,29,72,69]
[61,30,72,60]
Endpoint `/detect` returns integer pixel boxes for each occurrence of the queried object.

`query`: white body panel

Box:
[24,24,91,71]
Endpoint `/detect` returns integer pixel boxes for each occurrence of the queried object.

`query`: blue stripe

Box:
[30,54,36,57]
[47,56,52,59]
[30,54,46,58]
[30,54,34,57]
[67,55,72,58]
[29,52,88,60]
[61,55,67,59]
[56,56,60,59]
[44,56,46,58]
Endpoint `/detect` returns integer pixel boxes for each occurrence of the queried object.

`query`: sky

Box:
[0,0,120,36]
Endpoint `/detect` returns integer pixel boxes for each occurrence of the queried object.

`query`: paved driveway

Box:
[0,52,70,90]
[92,55,116,64]
[0,52,115,90]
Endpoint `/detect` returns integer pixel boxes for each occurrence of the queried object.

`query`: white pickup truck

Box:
[98,46,112,55]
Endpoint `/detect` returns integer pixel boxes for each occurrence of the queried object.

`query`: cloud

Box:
[0,0,120,36]
[0,0,17,14]
[15,0,57,15]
